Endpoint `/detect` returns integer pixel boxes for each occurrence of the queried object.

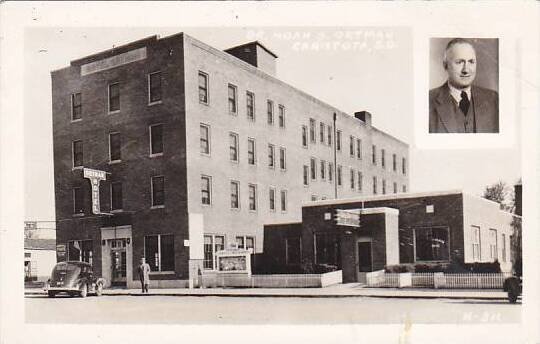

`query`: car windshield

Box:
[51,263,82,280]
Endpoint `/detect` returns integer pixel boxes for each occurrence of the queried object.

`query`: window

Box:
[109,132,121,162]
[349,136,355,156]
[108,83,120,112]
[357,171,363,191]
[327,124,332,146]
[502,233,506,262]
[110,182,123,211]
[414,227,450,262]
[309,118,316,143]
[279,147,286,170]
[392,153,397,171]
[403,185,407,193]
[204,235,224,270]
[145,234,175,272]
[280,190,287,212]
[73,187,84,214]
[246,91,255,120]
[373,176,377,194]
[328,162,333,182]
[382,179,386,194]
[269,187,276,211]
[148,71,162,104]
[311,195,318,201]
[247,138,256,165]
[303,165,309,186]
[402,157,407,175]
[236,236,255,251]
[286,237,302,265]
[248,184,257,211]
[314,232,340,266]
[230,181,240,209]
[350,168,355,190]
[150,124,163,156]
[472,226,481,260]
[201,175,212,205]
[267,100,274,124]
[200,124,210,155]
[151,176,165,207]
[336,130,342,151]
[68,240,93,264]
[301,126,308,148]
[278,105,285,128]
[228,84,237,114]
[320,123,325,143]
[393,182,398,194]
[381,149,386,168]
[489,229,498,261]
[72,140,83,168]
[198,72,208,104]
[337,165,342,186]
[372,145,376,164]
[320,160,326,180]
[356,139,362,159]
[71,93,82,120]
[310,158,317,180]
[229,132,239,162]
[268,144,275,168]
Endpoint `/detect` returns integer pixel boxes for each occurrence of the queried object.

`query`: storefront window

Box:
[314,233,340,267]
[144,234,175,272]
[68,240,93,265]
[414,227,449,262]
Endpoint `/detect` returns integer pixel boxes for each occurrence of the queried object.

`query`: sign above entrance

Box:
[83,168,111,216]
[334,209,361,227]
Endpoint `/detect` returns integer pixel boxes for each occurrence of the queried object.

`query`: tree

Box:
[510,216,522,276]
[482,181,511,211]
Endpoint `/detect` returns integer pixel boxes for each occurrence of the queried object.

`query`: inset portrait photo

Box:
[429,37,499,134]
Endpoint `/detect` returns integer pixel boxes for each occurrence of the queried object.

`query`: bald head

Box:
[442,39,477,89]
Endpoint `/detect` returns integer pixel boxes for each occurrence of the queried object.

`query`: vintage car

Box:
[44,261,105,298]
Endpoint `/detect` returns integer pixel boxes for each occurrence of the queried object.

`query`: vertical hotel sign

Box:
[83,168,107,215]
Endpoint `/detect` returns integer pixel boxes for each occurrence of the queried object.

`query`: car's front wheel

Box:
[47,291,56,298]
[79,283,88,298]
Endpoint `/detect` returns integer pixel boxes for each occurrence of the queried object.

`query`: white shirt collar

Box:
[447,82,471,104]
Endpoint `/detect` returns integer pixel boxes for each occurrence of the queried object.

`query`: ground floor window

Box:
[68,240,93,265]
[144,234,175,272]
[236,236,255,251]
[204,234,225,270]
[314,232,340,267]
[285,237,302,265]
[471,225,481,260]
[414,227,450,262]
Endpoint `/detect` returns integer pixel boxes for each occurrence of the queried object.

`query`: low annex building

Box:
[262,190,517,283]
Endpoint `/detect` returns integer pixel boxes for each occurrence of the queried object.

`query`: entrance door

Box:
[111,250,127,286]
[357,241,373,283]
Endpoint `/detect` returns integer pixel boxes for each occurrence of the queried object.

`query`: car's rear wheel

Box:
[47,291,56,298]
[79,283,88,298]
[508,290,518,303]
[96,283,103,297]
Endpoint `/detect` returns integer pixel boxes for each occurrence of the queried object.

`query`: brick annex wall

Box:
[261,223,302,273]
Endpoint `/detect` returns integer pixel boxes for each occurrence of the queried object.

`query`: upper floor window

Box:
[269,187,276,211]
[279,147,286,170]
[151,176,165,207]
[393,182,398,194]
[336,130,342,151]
[267,100,274,124]
[198,72,209,104]
[310,157,317,180]
[373,176,377,194]
[110,181,123,211]
[382,179,386,194]
[320,160,326,180]
[246,91,255,120]
[71,93,82,121]
[268,144,275,168]
[327,124,332,146]
[247,138,256,165]
[148,71,162,104]
[328,162,334,182]
[200,124,210,155]
[402,157,407,175]
[372,145,377,165]
[228,84,237,114]
[278,105,285,128]
[301,126,308,148]
[73,187,84,214]
[381,149,386,168]
[320,123,325,143]
[337,165,342,186]
[229,132,239,162]
[303,165,309,186]
[248,184,257,211]
[150,124,163,156]
[280,190,288,212]
[357,171,363,191]
[349,136,355,157]
[392,154,397,171]
[72,140,83,168]
[350,168,355,190]
[236,236,255,251]
[230,181,240,209]
[309,118,316,143]
[402,185,407,193]
[356,139,362,159]
[109,132,121,162]
[108,83,120,112]
[201,175,212,205]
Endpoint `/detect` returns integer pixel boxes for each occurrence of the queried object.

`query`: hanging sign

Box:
[335,209,361,227]
[83,168,107,215]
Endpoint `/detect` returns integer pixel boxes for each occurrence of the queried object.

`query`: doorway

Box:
[357,241,373,283]
[111,249,127,287]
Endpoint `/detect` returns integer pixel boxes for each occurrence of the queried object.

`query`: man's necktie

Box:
[459,91,470,115]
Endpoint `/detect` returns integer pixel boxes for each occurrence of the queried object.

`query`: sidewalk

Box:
[25,283,509,300]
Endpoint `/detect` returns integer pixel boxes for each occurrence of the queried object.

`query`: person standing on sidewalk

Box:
[137,257,151,293]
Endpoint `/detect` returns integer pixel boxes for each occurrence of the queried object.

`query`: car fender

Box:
[96,277,106,286]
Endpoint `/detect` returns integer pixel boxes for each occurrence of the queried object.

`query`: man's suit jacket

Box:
[429,83,499,133]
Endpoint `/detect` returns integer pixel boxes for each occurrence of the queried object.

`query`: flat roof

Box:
[224,40,279,58]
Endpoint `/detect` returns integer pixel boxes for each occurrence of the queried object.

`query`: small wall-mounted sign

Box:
[324,212,332,220]
[184,240,190,247]
[426,205,435,213]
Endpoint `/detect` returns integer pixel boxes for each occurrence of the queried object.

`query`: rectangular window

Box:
[198,72,208,104]
[302,126,308,148]
[108,83,120,112]
[268,144,275,168]
[309,118,316,143]
[403,185,407,193]
[280,190,287,212]
[279,147,286,170]
[109,132,121,162]
[68,240,93,264]
[229,132,239,162]
[327,124,332,146]
[230,181,240,209]
[349,136,355,156]
[381,149,386,168]
[356,139,362,159]
[246,91,255,120]
[373,176,377,194]
[236,236,244,250]
[314,232,340,266]
[150,124,163,155]
[148,71,162,104]
[204,235,224,270]
[489,229,498,261]
[72,140,83,168]
[151,176,165,207]
[228,84,237,114]
[320,160,326,180]
[393,182,398,194]
[350,168,355,190]
[402,157,407,175]
[472,226,481,260]
[236,236,255,251]
[392,153,397,171]
[311,195,318,201]
[337,165,342,186]
[286,237,302,265]
[248,184,257,211]
[336,130,342,151]
[200,124,210,155]
[414,227,450,262]
[269,187,276,211]
[247,138,256,165]
[357,171,363,191]
[71,93,82,120]
[201,175,211,205]
[328,162,333,182]
[303,165,309,186]
[278,105,285,128]
[372,145,377,165]
[502,233,506,262]
[144,234,175,272]
[267,100,274,124]
[73,187,84,214]
[110,181,123,211]
[320,123,325,143]
[310,158,317,180]
[382,179,386,194]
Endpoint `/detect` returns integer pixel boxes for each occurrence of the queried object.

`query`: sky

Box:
[24,26,521,221]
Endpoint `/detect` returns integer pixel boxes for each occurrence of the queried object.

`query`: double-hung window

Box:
[108,83,120,112]
[357,171,363,191]
[73,187,84,214]
[201,175,212,205]
[372,145,377,165]
[381,149,386,168]
[198,72,209,104]
[248,184,257,211]
[151,176,165,207]
[356,139,362,159]
[278,105,285,128]
[279,147,286,170]
[302,126,308,148]
[280,190,287,212]
[200,124,210,155]
[71,93,82,120]
[309,119,316,143]
[268,144,275,168]
[109,132,121,162]
[320,123,325,143]
[373,176,377,194]
[472,226,481,260]
[303,165,309,186]
[402,157,407,175]
[72,140,83,168]
[269,187,276,211]
[228,84,237,114]
[230,181,240,209]
[267,100,274,124]
[246,91,255,120]
[336,130,342,151]
[204,235,224,270]
[148,71,162,104]
[392,153,397,171]
[320,160,326,180]
[229,133,239,162]
[337,165,342,186]
[382,179,386,194]
[150,124,163,156]
[145,234,175,272]
[349,136,355,157]
[310,158,317,180]
[327,124,332,146]
[110,181,123,211]
[350,168,355,190]
[247,138,256,165]
[328,162,334,182]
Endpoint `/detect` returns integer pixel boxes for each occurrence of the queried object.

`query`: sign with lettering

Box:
[335,209,361,227]
[81,47,147,76]
[83,168,107,215]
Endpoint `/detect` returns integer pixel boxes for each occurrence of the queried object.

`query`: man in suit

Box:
[429,38,499,133]
[137,257,151,293]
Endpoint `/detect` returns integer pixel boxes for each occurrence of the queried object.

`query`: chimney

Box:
[354,111,372,127]
[225,41,278,76]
